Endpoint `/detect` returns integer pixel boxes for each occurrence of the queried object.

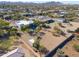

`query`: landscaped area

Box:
[0,19,21,56]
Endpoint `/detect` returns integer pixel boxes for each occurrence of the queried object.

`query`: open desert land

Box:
[12,22,79,57]
[40,22,79,52]
[54,37,79,57]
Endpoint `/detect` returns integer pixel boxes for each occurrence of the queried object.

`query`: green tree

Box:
[33,19,41,26]
[33,39,40,50]
[39,45,48,54]
[21,25,29,32]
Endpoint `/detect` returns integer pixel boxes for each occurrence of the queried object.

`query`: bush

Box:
[56,49,68,57]
[74,44,79,52]
[39,45,49,54]
[67,30,74,33]
[33,39,40,50]
[33,38,48,54]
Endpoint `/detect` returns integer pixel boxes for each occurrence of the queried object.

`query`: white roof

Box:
[16,20,33,25]
[29,39,34,44]
[1,48,18,57]
[52,18,65,22]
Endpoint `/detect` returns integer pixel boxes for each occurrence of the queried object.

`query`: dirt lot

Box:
[54,39,79,57]
[40,22,79,51]
[16,22,79,57]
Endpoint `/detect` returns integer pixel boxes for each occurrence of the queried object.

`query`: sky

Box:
[0,0,78,2]
[0,0,79,4]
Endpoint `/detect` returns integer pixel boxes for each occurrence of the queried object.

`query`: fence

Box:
[45,28,79,57]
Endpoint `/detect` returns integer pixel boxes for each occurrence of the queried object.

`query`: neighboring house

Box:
[52,18,65,23]
[0,8,8,12]
[21,13,35,17]
[4,15,12,21]
[16,20,33,28]
[37,16,52,22]
[1,48,25,57]
[31,16,54,23]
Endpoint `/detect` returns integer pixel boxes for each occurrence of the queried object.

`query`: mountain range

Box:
[0,1,63,6]
[0,1,79,7]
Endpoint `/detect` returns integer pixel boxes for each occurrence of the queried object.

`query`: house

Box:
[4,15,12,21]
[21,13,35,17]
[59,10,68,14]
[16,20,33,28]
[33,16,54,23]
[0,8,8,12]
[52,18,65,23]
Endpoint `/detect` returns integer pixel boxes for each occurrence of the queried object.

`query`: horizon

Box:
[0,0,79,2]
[0,0,79,4]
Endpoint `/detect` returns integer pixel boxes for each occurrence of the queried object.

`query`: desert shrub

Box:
[74,44,79,52]
[56,49,68,57]
[67,30,74,33]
